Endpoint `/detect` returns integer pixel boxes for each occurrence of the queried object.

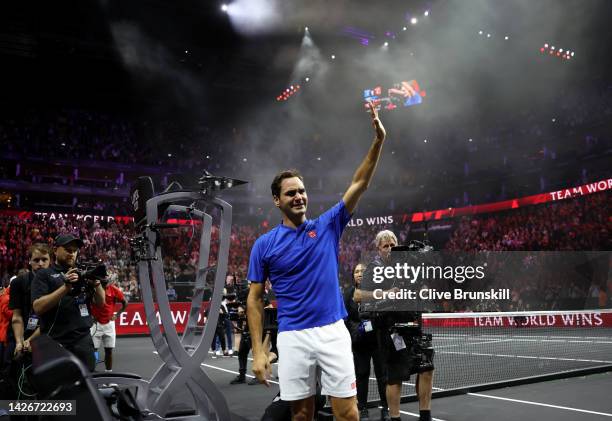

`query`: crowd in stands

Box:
[0,191,610,311]
[1,82,611,216]
[444,192,611,311]
[447,190,610,252]
[0,214,140,300]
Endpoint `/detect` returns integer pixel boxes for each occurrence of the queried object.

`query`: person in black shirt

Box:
[10,243,51,359]
[31,234,105,371]
[344,263,390,421]
[364,230,434,421]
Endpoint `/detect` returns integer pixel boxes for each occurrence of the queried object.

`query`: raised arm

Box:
[343,100,387,214]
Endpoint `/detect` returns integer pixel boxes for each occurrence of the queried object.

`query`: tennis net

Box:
[364,309,612,403]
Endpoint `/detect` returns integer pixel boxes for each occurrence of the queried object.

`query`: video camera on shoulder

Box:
[225,279,250,321]
[62,261,107,296]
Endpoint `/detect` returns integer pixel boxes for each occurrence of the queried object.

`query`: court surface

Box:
[110,336,612,420]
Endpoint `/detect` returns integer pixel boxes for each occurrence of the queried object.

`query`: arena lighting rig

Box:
[276,84,301,101]
[540,43,574,60]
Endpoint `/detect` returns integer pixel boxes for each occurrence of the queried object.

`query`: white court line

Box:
[201,362,452,421]
[398,409,447,421]
[468,393,612,417]
[153,348,608,419]
[201,363,453,419]
[154,350,279,365]
[201,363,280,385]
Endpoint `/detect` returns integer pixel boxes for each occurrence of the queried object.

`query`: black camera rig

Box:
[62,262,107,296]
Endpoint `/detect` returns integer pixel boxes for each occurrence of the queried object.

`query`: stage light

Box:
[221,4,228,12]
[305,77,310,82]
[552,118,556,122]
[305,26,309,31]
[486,33,491,38]
[411,17,418,25]
[317,157,321,161]
[206,155,210,159]
[504,36,509,40]
[423,139,428,143]
[559,48,563,52]
[185,50,189,54]
[478,30,483,35]
[468,138,473,142]
[571,52,575,56]
[384,41,389,47]
[168,153,172,157]
[540,48,545,52]
[551,46,555,49]
[331,54,336,59]
[242,158,247,162]
[424,10,429,16]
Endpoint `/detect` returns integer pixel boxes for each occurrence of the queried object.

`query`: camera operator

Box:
[364,230,434,421]
[31,234,105,372]
[344,263,390,421]
[90,273,127,372]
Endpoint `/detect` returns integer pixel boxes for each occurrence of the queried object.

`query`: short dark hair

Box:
[271,169,303,198]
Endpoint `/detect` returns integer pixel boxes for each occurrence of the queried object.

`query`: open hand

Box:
[367,100,386,141]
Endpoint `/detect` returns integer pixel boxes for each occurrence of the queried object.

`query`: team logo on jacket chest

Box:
[307,230,317,239]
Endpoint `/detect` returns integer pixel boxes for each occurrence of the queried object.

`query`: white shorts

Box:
[90,321,116,349]
[277,319,356,401]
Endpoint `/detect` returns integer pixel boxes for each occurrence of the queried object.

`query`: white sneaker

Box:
[228,350,234,356]
[215,350,223,356]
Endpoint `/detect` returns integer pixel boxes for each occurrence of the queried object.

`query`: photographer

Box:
[90,273,127,372]
[364,231,434,421]
[31,234,105,372]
